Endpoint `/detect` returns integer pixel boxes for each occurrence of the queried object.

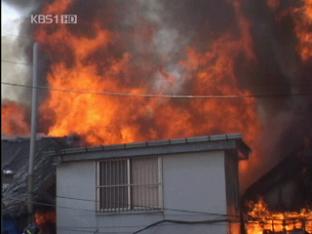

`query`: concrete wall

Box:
[56,151,231,234]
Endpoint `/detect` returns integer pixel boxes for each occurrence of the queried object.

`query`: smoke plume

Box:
[2,0,312,192]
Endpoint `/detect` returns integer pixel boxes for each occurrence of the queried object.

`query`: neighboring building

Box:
[242,144,312,234]
[243,145,312,210]
[49,133,250,234]
[1,136,75,233]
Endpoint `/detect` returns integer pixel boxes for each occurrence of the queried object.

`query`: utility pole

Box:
[27,42,39,223]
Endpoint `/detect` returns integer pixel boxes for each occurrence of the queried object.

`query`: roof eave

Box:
[51,134,251,164]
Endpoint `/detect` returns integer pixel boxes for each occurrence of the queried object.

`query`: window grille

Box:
[96,157,162,213]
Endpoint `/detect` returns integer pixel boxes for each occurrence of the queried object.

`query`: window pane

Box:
[99,159,128,210]
[131,157,159,209]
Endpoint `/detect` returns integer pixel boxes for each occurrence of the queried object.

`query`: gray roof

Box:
[47,133,251,164]
[243,148,312,208]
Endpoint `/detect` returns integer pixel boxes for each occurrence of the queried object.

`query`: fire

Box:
[267,0,312,62]
[35,210,56,227]
[1,100,30,136]
[246,198,312,234]
[34,0,262,152]
[267,0,280,10]
[294,0,312,62]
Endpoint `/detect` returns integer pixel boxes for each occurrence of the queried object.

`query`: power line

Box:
[5,197,311,234]
[3,197,241,234]
[4,194,237,218]
[57,221,231,234]
[45,222,231,231]
[2,59,312,89]
[56,194,235,217]
[4,197,97,214]
[8,195,311,222]
[57,226,134,233]
[56,227,96,233]
[58,224,145,229]
[132,218,230,234]
[2,81,312,99]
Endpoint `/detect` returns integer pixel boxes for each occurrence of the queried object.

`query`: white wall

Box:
[56,161,97,233]
[56,151,230,234]
[163,151,227,214]
[56,161,163,234]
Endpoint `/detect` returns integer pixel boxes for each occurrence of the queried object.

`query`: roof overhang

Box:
[48,133,251,165]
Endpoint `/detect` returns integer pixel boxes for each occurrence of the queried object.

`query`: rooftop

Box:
[47,133,251,164]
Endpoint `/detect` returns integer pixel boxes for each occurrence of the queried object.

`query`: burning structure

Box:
[1,0,312,233]
[243,141,312,233]
[2,0,312,187]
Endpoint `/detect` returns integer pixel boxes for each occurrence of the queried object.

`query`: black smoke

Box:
[3,0,312,191]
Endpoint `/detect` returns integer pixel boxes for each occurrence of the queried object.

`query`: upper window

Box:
[96,157,162,213]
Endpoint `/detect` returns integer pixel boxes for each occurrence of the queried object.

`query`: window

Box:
[96,157,162,213]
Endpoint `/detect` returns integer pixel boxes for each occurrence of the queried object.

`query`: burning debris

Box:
[292,0,312,62]
[243,144,312,234]
[246,198,312,234]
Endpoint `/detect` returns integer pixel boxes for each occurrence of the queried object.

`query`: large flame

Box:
[2,0,311,195]
[34,0,261,150]
[296,0,312,61]
[295,0,312,61]
[267,0,312,62]
[1,100,30,137]
[246,198,312,234]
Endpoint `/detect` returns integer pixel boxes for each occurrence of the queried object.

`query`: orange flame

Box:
[246,198,312,234]
[35,210,56,226]
[1,101,30,136]
[35,0,262,151]
[295,0,312,62]
[267,0,280,10]
[267,0,312,62]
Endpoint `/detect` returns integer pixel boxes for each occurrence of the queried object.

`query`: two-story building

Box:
[49,133,250,234]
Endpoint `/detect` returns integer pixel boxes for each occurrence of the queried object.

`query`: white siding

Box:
[56,161,97,234]
[163,151,227,215]
[57,151,230,234]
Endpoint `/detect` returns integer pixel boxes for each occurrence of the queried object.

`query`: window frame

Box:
[96,156,163,213]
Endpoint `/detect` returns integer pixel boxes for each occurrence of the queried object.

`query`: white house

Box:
[50,133,250,234]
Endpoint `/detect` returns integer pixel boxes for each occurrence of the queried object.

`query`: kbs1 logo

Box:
[30,14,78,24]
